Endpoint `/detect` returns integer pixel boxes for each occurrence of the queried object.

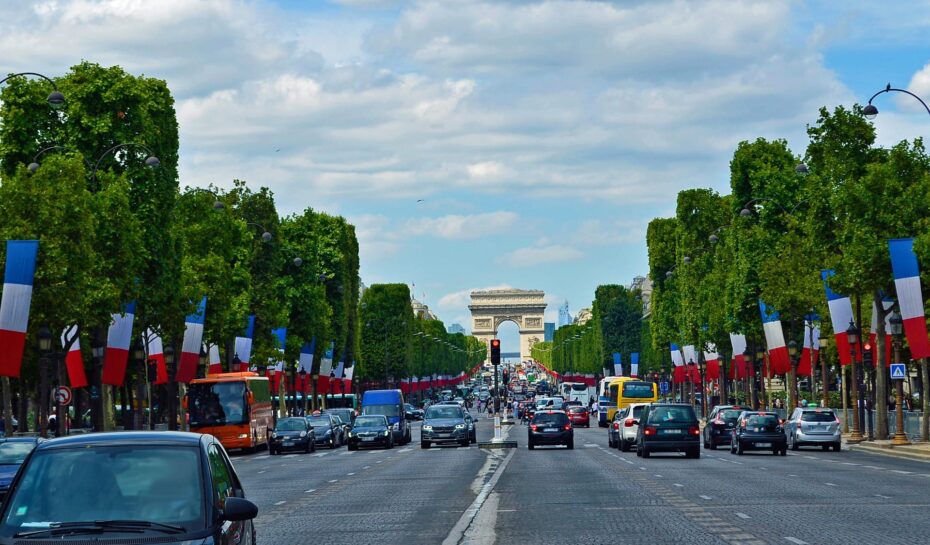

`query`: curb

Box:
[848,443,930,463]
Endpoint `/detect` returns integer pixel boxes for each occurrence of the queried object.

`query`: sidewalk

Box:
[844,434,930,463]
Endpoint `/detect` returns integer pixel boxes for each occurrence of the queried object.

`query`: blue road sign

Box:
[660,381,669,394]
[890,363,906,380]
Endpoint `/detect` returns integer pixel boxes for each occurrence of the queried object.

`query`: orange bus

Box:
[187,372,273,451]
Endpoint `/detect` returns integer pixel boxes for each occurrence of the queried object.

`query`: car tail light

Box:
[612,422,620,430]
[796,422,802,430]
[530,424,538,431]
[644,426,656,436]
[689,426,700,436]
[564,424,571,430]
[624,418,635,428]
[778,418,785,425]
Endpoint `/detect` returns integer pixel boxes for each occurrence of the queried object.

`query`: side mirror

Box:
[222,497,258,521]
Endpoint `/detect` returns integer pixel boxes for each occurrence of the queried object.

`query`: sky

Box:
[2,0,930,353]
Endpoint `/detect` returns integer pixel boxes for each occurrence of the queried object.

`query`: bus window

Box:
[621,382,655,399]
[189,382,247,427]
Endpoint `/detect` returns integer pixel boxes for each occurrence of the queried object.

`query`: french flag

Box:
[0,240,39,377]
[889,238,930,358]
[729,333,748,379]
[759,300,790,375]
[630,353,639,378]
[703,344,719,381]
[317,342,334,394]
[61,325,88,388]
[344,364,354,392]
[144,329,168,385]
[670,343,684,383]
[797,319,820,376]
[299,339,315,393]
[207,344,222,375]
[869,297,894,367]
[176,297,207,383]
[822,269,859,365]
[612,352,622,376]
[102,302,136,385]
[683,345,700,383]
[234,315,255,372]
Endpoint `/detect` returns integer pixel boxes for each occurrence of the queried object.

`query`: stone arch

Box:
[469,289,546,360]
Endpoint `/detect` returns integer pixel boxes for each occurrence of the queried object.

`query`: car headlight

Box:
[271,432,277,439]
[383,430,390,436]
[348,432,355,438]
[238,434,249,439]
[455,424,466,429]
[423,425,433,431]
[299,431,307,438]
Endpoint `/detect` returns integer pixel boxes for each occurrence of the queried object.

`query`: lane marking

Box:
[312,453,328,457]
[304,489,316,493]
[875,494,892,499]
[347,472,355,476]
[639,466,647,470]
[274,500,286,506]
[863,465,883,470]
[442,447,516,545]
[363,466,371,469]
[339,451,351,456]
[825,482,837,486]
[699,495,712,500]
[328,479,338,483]
[674,483,684,487]
[258,470,266,474]
[736,512,750,519]
[785,538,808,545]
[654,474,663,478]
[788,474,798,477]
[891,470,913,475]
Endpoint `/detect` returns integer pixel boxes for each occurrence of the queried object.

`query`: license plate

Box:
[755,442,772,448]
[283,441,293,446]
[544,427,557,432]
[362,437,375,441]
[661,429,683,434]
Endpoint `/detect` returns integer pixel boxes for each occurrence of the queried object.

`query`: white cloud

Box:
[496,239,584,268]
[401,211,518,239]
[437,284,513,310]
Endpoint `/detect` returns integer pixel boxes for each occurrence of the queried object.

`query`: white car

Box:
[614,403,649,452]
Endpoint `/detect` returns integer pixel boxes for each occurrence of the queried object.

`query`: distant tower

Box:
[558,300,572,327]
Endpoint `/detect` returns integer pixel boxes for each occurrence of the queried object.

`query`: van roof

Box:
[362,389,403,404]
[191,372,264,384]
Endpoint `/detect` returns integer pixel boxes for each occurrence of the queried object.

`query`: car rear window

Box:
[630,406,644,418]
[568,407,587,413]
[720,409,744,420]
[801,411,836,422]
[746,415,779,428]
[533,413,567,425]
[648,406,695,424]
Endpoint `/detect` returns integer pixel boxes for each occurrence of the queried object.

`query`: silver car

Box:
[785,407,841,451]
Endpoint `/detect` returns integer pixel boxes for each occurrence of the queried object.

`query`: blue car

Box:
[361,389,411,444]
[0,438,41,499]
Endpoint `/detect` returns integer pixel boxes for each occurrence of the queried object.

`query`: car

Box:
[404,403,425,420]
[634,403,700,458]
[607,410,623,448]
[566,406,590,427]
[347,415,394,450]
[361,389,412,444]
[730,411,787,456]
[330,414,353,439]
[326,407,358,427]
[421,404,470,448]
[463,411,478,443]
[0,438,41,499]
[528,410,573,450]
[270,417,315,454]
[703,405,750,450]
[784,407,842,451]
[306,413,345,449]
[0,431,258,544]
[614,403,647,452]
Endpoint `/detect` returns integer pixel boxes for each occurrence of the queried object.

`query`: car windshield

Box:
[426,406,463,419]
[801,411,836,422]
[188,381,247,426]
[307,417,332,427]
[2,446,204,531]
[362,404,400,417]
[0,443,34,465]
[354,416,386,427]
[276,418,306,431]
[648,407,695,424]
[571,384,588,391]
[533,413,566,425]
[622,382,654,398]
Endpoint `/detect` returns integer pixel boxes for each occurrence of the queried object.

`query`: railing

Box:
[837,409,924,440]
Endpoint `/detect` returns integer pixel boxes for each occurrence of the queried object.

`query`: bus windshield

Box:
[188,381,247,426]
[571,383,588,392]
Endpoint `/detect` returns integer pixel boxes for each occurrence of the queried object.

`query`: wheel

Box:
[822,445,830,451]
[310,440,316,453]
[833,442,842,452]
[689,447,700,459]
[459,439,469,447]
[387,438,394,449]
[269,447,277,456]
[405,428,412,445]
[566,439,574,450]
[305,441,311,454]
[736,441,744,455]
[708,440,717,451]
[730,439,736,454]
[636,444,643,457]
[330,438,337,449]
[528,441,535,450]
[421,441,430,449]
[641,446,650,458]
[790,434,799,451]
[780,448,787,456]
[348,443,358,451]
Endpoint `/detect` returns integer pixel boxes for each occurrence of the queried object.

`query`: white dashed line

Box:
[347,472,355,476]
[258,470,266,474]
[673,483,684,488]
[890,470,913,475]
[328,479,338,483]
[788,474,798,477]
[863,465,883,470]
[284,454,297,458]
[376,460,384,464]
[785,538,808,545]
[639,466,647,470]
[736,512,750,519]
[339,452,351,456]
[312,453,328,457]
[363,466,371,469]
[875,494,892,499]
[841,462,860,466]
[654,474,663,478]
[305,489,316,493]
[825,482,837,487]
[699,495,712,500]
[584,444,598,447]
[274,500,286,506]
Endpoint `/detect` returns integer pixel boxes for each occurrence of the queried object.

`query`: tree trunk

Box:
[921,358,929,442]
[788,364,798,412]
[873,292,889,439]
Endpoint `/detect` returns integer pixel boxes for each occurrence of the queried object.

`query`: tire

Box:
[730,440,736,455]
[269,447,277,456]
[567,439,574,450]
[387,438,394,449]
[348,444,357,451]
[822,445,830,451]
[641,446,650,458]
[305,441,311,454]
[736,441,744,455]
[708,440,717,451]
[636,444,642,457]
[310,441,316,453]
[421,441,430,449]
[405,428,412,445]
[780,448,787,456]
[833,442,842,452]
[459,439,469,447]
[689,447,700,459]
[528,440,535,450]
[330,438,337,449]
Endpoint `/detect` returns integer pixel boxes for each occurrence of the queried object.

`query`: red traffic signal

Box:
[490,339,501,365]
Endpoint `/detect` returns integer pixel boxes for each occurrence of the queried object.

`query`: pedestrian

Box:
[512,399,519,420]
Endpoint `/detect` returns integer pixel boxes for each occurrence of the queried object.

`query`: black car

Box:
[730,411,787,456]
[306,414,344,449]
[404,403,425,420]
[528,410,574,450]
[703,405,750,450]
[270,417,315,455]
[326,408,357,427]
[0,438,41,500]
[347,415,394,450]
[421,404,469,448]
[635,403,700,458]
[0,432,258,545]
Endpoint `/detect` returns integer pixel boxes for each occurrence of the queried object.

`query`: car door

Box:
[704,408,718,443]
[208,442,248,545]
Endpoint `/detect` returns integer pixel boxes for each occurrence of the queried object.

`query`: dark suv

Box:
[703,405,750,450]
[730,411,787,456]
[635,403,700,458]
[421,404,469,448]
[528,410,574,450]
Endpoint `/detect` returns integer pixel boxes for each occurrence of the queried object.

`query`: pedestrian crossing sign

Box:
[890,363,906,380]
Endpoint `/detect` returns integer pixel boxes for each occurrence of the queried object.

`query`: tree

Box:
[359,284,413,385]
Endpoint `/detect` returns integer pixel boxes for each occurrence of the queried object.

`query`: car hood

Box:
[311,424,332,432]
[424,418,464,427]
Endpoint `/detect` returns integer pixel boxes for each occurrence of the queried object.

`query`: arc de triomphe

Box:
[469,289,546,360]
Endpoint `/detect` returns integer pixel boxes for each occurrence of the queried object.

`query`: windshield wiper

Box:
[15,519,186,538]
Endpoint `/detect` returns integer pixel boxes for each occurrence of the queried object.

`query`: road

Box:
[232,412,930,545]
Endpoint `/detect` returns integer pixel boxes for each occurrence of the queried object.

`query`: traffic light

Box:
[862,346,874,368]
[490,339,501,365]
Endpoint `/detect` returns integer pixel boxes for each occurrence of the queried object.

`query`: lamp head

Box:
[863,103,878,120]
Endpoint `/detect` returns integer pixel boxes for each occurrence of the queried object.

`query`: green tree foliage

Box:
[359,284,414,383]
[594,284,643,373]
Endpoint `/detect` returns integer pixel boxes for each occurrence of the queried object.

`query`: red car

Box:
[566,406,590,427]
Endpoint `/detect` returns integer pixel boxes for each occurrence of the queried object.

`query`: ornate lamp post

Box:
[36,325,55,437]
[846,319,864,442]
[164,343,177,431]
[0,72,64,108]
[819,334,830,408]
[298,367,307,414]
[862,83,930,120]
[889,310,910,445]
[788,339,799,411]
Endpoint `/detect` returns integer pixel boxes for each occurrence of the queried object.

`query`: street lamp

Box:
[889,310,910,445]
[246,222,273,243]
[862,83,930,120]
[163,343,177,431]
[88,142,160,192]
[37,325,54,437]
[846,319,864,442]
[788,339,799,410]
[0,72,64,108]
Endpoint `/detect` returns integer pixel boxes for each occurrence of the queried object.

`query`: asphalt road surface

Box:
[232,412,930,545]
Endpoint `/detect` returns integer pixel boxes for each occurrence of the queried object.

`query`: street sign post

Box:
[55,386,72,406]
[890,363,906,380]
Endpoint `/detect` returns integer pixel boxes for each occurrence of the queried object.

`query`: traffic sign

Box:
[660,381,669,394]
[55,386,72,406]
[890,363,907,380]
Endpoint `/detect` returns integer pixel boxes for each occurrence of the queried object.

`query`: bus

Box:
[187,372,273,451]
[597,377,625,427]
[560,382,589,404]
[607,377,658,422]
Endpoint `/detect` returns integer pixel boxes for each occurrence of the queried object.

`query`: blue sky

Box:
[2,0,930,353]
